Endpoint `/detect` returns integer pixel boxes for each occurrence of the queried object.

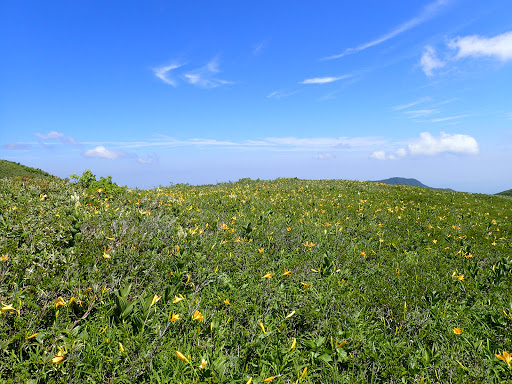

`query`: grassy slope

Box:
[0,159,53,179]
[0,177,511,382]
[497,189,512,197]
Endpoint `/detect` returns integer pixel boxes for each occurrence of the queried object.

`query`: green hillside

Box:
[1,173,511,382]
[497,189,512,197]
[0,159,53,179]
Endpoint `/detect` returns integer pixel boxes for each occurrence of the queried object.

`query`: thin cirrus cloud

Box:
[371,131,479,160]
[299,75,351,85]
[34,131,77,145]
[153,58,232,89]
[322,0,450,60]
[266,90,299,99]
[393,97,432,111]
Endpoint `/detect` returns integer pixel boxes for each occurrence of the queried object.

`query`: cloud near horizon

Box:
[82,146,128,160]
[371,132,479,160]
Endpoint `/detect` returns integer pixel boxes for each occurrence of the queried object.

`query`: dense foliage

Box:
[0,160,53,179]
[1,173,511,383]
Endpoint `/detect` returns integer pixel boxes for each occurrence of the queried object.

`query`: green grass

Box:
[497,189,512,197]
[0,159,53,179]
[1,172,511,383]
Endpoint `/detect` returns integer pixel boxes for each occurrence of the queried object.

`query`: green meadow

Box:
[0,171,511,383]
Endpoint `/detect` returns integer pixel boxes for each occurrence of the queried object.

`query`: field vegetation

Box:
[0,171,511,383]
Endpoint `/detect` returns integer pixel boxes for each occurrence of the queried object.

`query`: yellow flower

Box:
[495,351,512,366]
[285,310,295,319]
[176,350,189,363]
[0,254,8,261]
[452,272,464,281]
[311,268,320,273]
[336,340,347,348]
[119,342,125,353]
[150,295,162,308]
[224,299,230,305]
[300,366,308,379]
[169,313,180,322]
[1,304,16,314]
[192,310,203,322]
[301,282,310,289]
[52,351,65,364]
[283,268,291,276]
[246,378,252,384]
[286,227,291,231]
[199,359,208,369]
[173,296,184,303]
[290,338,296,351]
[259,322,266,334]
[263,376,275,382]
[258,248,264,253]
[26,333,38,340]
[55,297,66,308]
[262,273,274,279]
[453,328,463,335]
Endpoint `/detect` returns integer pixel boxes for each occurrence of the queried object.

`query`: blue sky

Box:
[1,1,512,193]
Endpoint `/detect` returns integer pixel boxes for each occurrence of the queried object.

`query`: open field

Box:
[1,173,511,383]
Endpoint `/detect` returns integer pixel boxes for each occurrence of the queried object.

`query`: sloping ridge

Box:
[372,177,431,188]
[0,160,53,179]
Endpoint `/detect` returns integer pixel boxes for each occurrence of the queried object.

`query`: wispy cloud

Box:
[299,75,351,85]
[323,0,450,60]
[34,131,77,145]
[3,143,32,150]
[314,152,335,160]
[266,90,299,99]
[448,31,512,61]
[371,131,479,160]
[183,57,233,88]
[404,109,439,118]
[420,46,446,76]
[393,97,432,111]
[153,64,182,86]
[428,114,470,123]
[253,41,266,56]
[82,146,128,160]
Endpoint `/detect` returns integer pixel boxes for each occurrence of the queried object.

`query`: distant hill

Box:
[372,177,453,191]
[0,160,53,179]
[496,189,512,197]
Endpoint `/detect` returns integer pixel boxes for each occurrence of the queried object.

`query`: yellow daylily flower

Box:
[263,376,275,382]
[453,328,463,335]
[262,273,274,279]
[452,272,464,281]
[55,297,66,308]
[246,378,253,384]
[52,351,65,364]
[26,333,38,340]
[169,313,180,322]
[0,254,8,261]
[285,310,295,319]
[176,350,189,363]
[259,322,266,334]
[173,296,184,303]
[1,304,16,313]
[150,295,162,308]
[119,342,125,353]
[301,282,310,289]
[224,298,230,305]
[192,310,203,322]
[199,359,208,369]
[336,340,347,348]
[495,351,512,366]
[283,268,291,276]
[290,338,296,351]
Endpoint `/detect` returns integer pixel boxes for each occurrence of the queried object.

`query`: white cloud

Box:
[83,146,127,160]
[371,150,388,160]
[137,154,158,164]
[393,97,432,110]
[323,0,450,60]
[34,131,77,144]
[300,75,350,85]
[408,132,479,155]
[448,31,512,61]
[404,109,439,118]
[429,115,470,123]
[266,90,298,99]
[314,152,335,160]
[153,64,182,86]
[420,46,445,76]
[253,41,266,56]
[3,143,32,150]
[183,58,232,88]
